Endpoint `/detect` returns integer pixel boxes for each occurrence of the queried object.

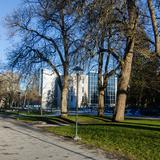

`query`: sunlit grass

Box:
[46,116,160,160]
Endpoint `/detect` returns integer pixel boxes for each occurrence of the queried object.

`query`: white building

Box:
[39,69,58,110]
[68,74,88,109]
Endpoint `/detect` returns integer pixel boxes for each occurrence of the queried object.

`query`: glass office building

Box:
[104,76,117,107]
[88,72,117,107]
[88,73,98,105]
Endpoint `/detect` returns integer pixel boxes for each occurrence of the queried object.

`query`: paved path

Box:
[0,117,109,160]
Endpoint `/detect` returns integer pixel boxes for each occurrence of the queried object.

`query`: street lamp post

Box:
[73,66,83,141]
[40,68,43,116]
[17,91,21,120]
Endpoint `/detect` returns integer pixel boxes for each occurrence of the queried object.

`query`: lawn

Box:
[46,116,160,160]
[11,113,160,160]
[67,115,109,124]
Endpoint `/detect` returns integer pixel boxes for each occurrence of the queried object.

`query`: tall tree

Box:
[83,0,121,116]
[113,0,139,121]
[147,0,160,58]
[6,0,84,117]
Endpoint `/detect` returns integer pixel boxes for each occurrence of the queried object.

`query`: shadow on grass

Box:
[65,115,160,132]
[2,113,159,132]
[96,116,160,128]
[120,121,160,128]
[92,116,112,122]
[79,123,160,132]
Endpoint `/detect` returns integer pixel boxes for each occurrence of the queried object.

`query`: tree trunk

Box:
[61,69,68,117]
[147,0,160,57]
[114,52,134,121]
[98,89,105,117]
[98,49,104,117]
[113,0,138,121]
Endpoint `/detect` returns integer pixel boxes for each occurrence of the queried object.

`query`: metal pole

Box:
[40,68,43,116]
[76,73,78,137]
[74,73,81,141]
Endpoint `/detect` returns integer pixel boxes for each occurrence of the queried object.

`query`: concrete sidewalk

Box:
[0,117,110,160]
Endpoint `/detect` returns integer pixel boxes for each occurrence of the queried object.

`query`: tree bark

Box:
[97,32,111,117]
[147,0,160,57]
[113,0,138,121]
[98,48,104,116]
[114,52,134,121]
[61,65,68,117]
[98,89,105,117]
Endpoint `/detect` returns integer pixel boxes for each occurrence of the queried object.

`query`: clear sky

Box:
[0,0,21,63]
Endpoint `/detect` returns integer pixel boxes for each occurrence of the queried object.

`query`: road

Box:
[0,116,109,160]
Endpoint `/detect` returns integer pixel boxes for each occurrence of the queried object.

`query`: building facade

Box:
[39,70,117,110]
[39,69,58,110]
[67,74,88,109]
[88,72,117,107]
[104,76,117,107]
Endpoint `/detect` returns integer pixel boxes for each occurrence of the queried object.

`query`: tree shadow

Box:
[79,122,160,132]
[95,116,160,129]
[120,121,160,128]
[74,115,160,132]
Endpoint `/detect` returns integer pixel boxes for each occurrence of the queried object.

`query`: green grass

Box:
[16,114,72,125]
[124,118,160,126]
[46,116,160,160]
[67,115,108,124]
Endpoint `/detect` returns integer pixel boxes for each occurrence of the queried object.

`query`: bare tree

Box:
[81,0,122,117]
[82,0,152,119]
[6,0,84,117]
[147,0,160,58]
[113,0,139,121]
[21,72,40,112]
[0,72,20,109]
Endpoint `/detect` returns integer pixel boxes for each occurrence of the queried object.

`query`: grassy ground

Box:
[67,115,109,124]
[45,116,160,160]
[5,112,160,160]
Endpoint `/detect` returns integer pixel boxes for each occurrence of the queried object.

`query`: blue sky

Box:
[0,0,21,63]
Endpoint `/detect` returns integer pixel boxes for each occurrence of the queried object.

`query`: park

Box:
[0,0,160,160]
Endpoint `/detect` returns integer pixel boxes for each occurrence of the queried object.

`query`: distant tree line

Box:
[0,72,20,109]
[0,71,41,112]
